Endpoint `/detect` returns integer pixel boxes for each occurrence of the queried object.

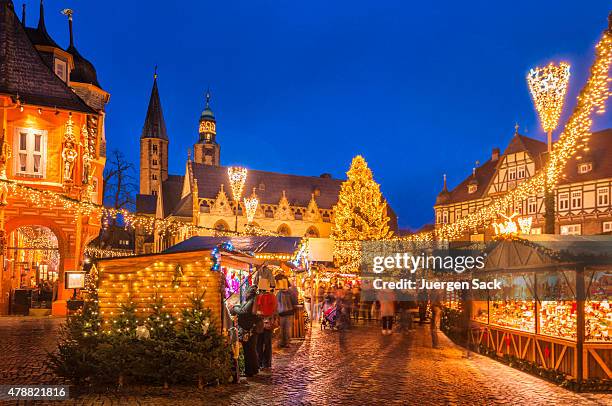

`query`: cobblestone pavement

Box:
[0,317,610,405]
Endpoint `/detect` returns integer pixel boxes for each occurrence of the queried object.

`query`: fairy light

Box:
[227,167,247,203]
[243,193,259,224]
[527,62,571,134]
[412,22,612,242]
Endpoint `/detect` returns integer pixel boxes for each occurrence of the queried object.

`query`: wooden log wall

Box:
[96,251,250,331]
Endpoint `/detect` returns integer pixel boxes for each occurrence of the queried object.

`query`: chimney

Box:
[491,147,500,161]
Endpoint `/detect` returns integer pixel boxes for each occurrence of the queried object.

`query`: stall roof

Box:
[522,235,612,259]
[484,235,612,272]
[162,236,302,255]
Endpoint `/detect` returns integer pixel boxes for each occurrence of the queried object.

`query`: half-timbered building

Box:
[434,126,612,240]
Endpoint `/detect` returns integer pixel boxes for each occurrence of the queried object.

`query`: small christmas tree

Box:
[178,292,232,387]
[47,265,103,383]
[332,155,392,241]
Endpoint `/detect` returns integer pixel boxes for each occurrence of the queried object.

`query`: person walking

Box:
[231,285,260,377]
[255,279,276,369]
[379,290,395,335]
[275,277,295,348]
[315,282,325,322]
[303,279,313,323]
[430,299,442,348]
[352,284,361,321]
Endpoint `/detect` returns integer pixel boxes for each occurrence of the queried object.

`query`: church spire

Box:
[141,69,168,140]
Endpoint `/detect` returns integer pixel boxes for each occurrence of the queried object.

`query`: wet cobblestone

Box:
[0,317,610,405]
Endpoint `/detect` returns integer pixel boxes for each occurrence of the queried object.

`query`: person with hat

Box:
[231,285,260,377]
[255,279,277,369]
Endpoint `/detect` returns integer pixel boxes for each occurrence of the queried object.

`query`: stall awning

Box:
[163,236,302,256]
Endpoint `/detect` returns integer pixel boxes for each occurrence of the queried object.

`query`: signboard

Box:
[64,271,86,289]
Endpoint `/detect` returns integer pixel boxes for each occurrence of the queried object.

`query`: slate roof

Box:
[162,175,185,217]
[560,129,612,184]
[0,1,95,113]
[136,194,156,214]
[191,162,343,209]
[163,236,302,255]
[67,44,101,87]
[437,129,612,206]
[141,76,168,140]
[440,159,498,204]
[24,1,60,48]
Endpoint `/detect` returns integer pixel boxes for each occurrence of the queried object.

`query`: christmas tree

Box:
[178,292,232,387]
[332,155,392,241]
[47,265,103,384]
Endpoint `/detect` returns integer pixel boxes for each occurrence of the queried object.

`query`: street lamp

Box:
[527,62,571,234]
[227,166,247,232]
[527,62,571,153]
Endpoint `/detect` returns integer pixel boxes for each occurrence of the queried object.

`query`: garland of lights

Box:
[412,25,612,241]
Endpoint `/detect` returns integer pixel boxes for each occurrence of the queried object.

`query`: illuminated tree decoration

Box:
[227,166,248,203]
[527,62,571,133]
[243,192,259,224]
[332,155,392,241]
[332,156,392,270]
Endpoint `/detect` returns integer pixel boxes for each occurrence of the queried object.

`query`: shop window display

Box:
[586,270,611,342]
[538,271,577,340]
[488,273,535,333]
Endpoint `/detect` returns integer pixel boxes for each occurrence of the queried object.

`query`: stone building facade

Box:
[135,76,397,254]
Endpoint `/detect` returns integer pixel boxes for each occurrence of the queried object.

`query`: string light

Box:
[243,191,259,224]
[417,25,612,241]
[527,62,571,133]
[227,166,247,203]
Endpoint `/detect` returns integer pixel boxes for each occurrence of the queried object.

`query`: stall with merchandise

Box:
[470,236,611,381]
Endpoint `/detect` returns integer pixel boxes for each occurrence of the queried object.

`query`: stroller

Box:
[321,304,339,330]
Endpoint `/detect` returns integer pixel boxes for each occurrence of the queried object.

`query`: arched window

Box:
[277,224,291,236]
[305,226,319,238]
[214,220,229,231]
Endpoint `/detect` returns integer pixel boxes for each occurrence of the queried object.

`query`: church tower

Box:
[140,70,169,195]
[193,91,220,166]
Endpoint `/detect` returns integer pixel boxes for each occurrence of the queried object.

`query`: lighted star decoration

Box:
[227,166,248,203]
[527,62,571,133]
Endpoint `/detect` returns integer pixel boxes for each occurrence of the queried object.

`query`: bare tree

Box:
[103,149,138,212]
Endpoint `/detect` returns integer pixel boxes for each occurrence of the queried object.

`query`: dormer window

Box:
[259,182,265,191]
[578,162,592,174]
[468,184,478,194]
[54,58,67,82]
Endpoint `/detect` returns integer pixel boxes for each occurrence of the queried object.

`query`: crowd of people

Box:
[229,269,444,379]
[302,279,443,343]
[230,268,299,378]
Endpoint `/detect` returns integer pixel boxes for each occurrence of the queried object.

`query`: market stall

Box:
[95,245,255,329]
[163,236,310,335]
[470,236,612,381]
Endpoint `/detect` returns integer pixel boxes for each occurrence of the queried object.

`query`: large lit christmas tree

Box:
[332,156,391,269]
[333,155,392,240]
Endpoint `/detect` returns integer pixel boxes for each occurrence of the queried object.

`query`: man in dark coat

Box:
[231,286,260,377]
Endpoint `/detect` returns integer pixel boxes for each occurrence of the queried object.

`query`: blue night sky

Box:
[28,0,612,229]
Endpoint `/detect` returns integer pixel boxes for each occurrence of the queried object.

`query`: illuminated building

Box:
[0,1,108,314]
[135,76,397,253]
[434,125,612,240]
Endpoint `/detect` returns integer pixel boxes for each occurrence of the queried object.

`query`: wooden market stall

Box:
[163,236,309,335]
[95,246,254,329]
[469,236,611,381]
